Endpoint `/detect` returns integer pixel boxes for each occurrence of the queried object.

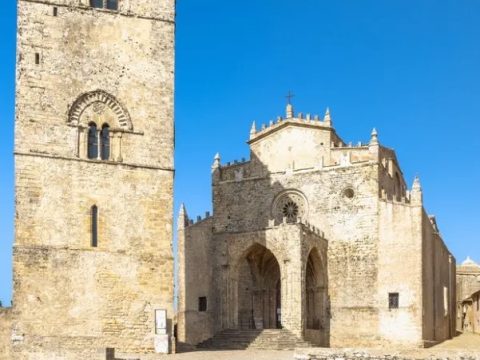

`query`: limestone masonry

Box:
[0,0,466,358]
[178,104,456,349]
[456,257,480,333]
[3,0,176,358]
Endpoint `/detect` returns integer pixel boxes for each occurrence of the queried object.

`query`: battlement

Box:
[265,217,326,238]
[248,104,333,144]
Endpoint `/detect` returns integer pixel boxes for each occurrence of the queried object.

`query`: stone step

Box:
[196,328,313,350]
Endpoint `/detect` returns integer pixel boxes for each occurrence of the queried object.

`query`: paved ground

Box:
[121,333,480,360]
[432,331,480,350]
[125,350,295,360]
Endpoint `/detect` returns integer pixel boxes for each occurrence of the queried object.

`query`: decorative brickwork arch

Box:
[68,90,133,130]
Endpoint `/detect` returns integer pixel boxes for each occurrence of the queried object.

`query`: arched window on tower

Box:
[90,0,118,10]
[87,123,98,159]
[100,124,110,161]
[91,205,98,248]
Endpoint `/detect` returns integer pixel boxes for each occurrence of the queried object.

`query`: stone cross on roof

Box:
[286,90,295,105]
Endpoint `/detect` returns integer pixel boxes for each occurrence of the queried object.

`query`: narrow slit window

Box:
[388,293,399,309]
[100,124,110,160]
[198,297,207,312]
[443,286,449,316]
[35,53,40,65]
[91,205,98,247]
[87,123,98,159]
[53,7,58,16]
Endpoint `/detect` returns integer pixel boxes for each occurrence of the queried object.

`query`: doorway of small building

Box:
[237,243,281,330]
[305,247,329,346]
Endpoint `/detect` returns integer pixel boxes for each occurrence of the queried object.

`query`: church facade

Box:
[2,0,176,359]
[177,104,456,348]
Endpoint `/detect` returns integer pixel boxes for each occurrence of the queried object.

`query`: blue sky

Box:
[1,0,480,305]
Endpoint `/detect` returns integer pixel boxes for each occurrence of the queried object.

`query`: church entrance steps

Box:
[196,329,314,350]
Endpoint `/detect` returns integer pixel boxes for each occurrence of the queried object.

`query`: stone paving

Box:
[432,332,480,350]
[118,333,480,360]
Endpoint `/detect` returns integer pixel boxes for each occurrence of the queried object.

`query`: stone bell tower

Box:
[12,0,175,357]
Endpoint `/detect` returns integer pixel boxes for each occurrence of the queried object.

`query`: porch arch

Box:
[235,243,282,330]
[305,246,329,345]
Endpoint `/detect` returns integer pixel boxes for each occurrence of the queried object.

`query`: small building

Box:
[460,290,480,334]
[457,257,480,332]
[177,104,456,349]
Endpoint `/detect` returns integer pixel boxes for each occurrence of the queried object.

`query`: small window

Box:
[35,53,40,65]
[106,0,118,10]
[90,0,103,8]
[388,293,399,309]
[343,188,355,199]
[443,286,449,316]
[198,297,207,312]
[100,124,110,160]
[90,0,118,10]
[53,7,58,16]
[87,123,98,159]
[91,205,98,247]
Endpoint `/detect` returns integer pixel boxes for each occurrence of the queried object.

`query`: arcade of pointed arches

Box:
[232,242,327,341]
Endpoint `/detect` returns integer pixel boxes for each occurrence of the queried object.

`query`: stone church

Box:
[177,104,457,349]
[0,0,460,358]
[1,0,176,359]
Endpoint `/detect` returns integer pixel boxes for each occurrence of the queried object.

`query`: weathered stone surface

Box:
[0,308,12,360]
[294,347,480,360]
[456,258,480,332]
[178,105,456,349]
[10,0,175,358]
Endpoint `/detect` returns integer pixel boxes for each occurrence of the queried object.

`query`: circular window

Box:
[272,190,308,224]
[343,188,355,199]
[282,201,299,221]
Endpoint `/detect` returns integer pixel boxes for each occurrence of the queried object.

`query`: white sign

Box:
[155,309,167,335]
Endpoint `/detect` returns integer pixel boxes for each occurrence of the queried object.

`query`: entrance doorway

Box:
[237,244,281,330]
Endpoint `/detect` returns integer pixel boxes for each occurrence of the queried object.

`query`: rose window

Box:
[272,190,307,224]
[282,201,299,221]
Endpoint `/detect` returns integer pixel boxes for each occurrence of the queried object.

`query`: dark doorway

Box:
[237,244,281,329]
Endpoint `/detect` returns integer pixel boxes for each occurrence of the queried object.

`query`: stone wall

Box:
[0,308,12,360]
[421,211,456,344]
[13,0,175,357]
[177,214,215,346]
[377,199,423,346]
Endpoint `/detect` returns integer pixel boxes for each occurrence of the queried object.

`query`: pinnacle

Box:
[412,176,422,191]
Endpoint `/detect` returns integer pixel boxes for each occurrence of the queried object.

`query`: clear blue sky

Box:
[1,0,479,305]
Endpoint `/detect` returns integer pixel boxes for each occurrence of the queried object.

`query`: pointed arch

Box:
[68,90,133,130]
[235,243,282,330]
[305,247,327,330]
